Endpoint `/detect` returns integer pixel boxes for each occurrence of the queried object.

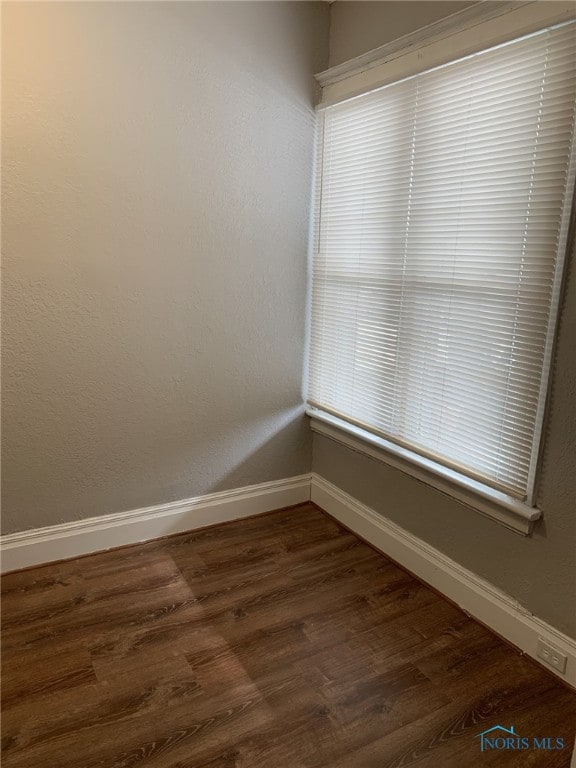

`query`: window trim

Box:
[308,408,542,536]
[308,10,576,536]
[316,1,576,108]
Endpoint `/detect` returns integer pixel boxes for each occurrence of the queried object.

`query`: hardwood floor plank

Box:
[325,677,575,768]
[1,645,97,710]
[2,502,574,768]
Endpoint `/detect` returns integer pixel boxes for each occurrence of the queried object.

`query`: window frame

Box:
[307,8,576,535]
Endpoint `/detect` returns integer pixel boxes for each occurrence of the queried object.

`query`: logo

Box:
[476,725,565,753]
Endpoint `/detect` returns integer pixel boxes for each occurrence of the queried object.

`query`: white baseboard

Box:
[3,469,574,689]
[311,473,576,689]
[0,474,312,574]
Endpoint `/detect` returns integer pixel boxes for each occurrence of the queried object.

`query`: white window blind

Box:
[308,23,576,502]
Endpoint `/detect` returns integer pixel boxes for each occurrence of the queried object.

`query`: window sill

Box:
[307,408,542,536]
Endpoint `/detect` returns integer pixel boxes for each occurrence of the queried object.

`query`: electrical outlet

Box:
[537,638,567,674]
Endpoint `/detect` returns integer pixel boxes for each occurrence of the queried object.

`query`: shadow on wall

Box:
[142,403,311,504]
[208,407,311,494]
[143,406,312,543]
[1,403,311,535]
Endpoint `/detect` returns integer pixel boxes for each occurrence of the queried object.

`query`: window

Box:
[308,23,576,509]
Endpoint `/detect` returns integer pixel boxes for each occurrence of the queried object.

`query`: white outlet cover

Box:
[537,637,568,674]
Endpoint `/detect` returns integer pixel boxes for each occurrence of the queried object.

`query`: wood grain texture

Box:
[2,503,575,767]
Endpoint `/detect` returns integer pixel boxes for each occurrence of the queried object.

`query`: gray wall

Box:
[2,1,329,534]
[328,1,475,66]
[315,2,576,638]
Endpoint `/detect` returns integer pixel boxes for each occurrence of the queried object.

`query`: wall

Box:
[2,1,329,534]
[328,1,475,66]
[314,2,576,638]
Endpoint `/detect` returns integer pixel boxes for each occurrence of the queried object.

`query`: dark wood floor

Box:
[2,503,575,768]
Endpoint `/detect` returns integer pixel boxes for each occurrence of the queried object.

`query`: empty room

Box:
[2,1,576,766]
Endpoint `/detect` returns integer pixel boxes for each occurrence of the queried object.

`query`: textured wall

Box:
[328,1,475,66]
[316,2,576,638]
[2,1,329,533]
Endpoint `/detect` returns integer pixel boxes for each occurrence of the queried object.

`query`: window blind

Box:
[308,22,576,501]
